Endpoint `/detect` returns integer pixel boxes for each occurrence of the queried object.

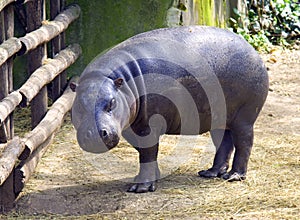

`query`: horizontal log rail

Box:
[0,137,24,185]
[0,1,81,212]
[19,43,81,106]
[19,81,76,160]
[0,37,22,66]
[18,4,80,55]
[0,43,81,124]
[0,91,22,124]
[14,133,54,196]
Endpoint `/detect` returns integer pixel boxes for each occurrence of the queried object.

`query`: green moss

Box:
[66,0,171,76]
[194,0,226,28]
[195,0,213,26]
[13,0,229,86]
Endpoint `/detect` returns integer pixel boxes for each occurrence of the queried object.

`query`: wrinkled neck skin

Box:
[102,56,148,131]
[94,75,141,147]
[117,79,140,130]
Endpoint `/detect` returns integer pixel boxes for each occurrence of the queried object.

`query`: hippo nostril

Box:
[101,129,108,138]
[98,128,119,149]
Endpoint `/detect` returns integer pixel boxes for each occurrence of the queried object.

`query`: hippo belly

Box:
[72,25,269,193]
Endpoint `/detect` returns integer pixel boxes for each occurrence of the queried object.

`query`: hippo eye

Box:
[105,98,116,112]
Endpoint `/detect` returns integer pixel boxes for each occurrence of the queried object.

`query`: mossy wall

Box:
[66,0,172,75]
[14,0,236,86]
[195,0,214,26]
[166,0,227,28]
[65,0,231,76]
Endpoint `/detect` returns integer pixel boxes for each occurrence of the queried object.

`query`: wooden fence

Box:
[0,0,81,212]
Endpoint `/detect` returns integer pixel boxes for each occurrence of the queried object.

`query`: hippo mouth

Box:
[75,118,120,153]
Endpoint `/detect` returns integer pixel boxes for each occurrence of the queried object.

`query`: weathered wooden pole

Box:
[19,79,78,159]
[0,137,24,186]
[50,0,66,101]
[0,3,16,212]
[25,0,48,129]
[0,37,22,66]
[14,134,53,197]
[5,4,14,140]
[18,4,81,54]
[0,7,9,143]
[19,44,82,108]
[15,78,78,196]
[0,1,81,212]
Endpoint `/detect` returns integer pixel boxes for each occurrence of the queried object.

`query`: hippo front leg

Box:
[128,144,161,193]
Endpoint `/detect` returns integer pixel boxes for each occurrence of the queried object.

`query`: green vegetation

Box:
[229,0,300,52]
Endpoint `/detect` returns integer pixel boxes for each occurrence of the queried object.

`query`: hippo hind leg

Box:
[222,102,258,181]
[199,129,234,178]
[222,101,261,181]
[222,124,254,181]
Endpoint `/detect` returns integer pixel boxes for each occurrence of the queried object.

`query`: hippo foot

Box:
[222,171,246,181]
[127,181,157,193]
[127,161,160,193]
[198,166,228,178]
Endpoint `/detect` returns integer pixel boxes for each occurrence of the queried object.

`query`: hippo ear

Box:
[114,78,124,88]
[70,82,78,92]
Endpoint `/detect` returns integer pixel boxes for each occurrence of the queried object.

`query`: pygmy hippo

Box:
[71,26,269,193]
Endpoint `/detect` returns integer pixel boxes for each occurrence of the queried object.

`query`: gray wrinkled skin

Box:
[72,26,269,193]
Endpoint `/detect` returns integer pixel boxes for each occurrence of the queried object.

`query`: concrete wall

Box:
[66,0,172,75]
[65,0,246,75]
[13,0,246,87]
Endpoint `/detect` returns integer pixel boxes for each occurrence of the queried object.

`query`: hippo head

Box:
[72,75,132,153]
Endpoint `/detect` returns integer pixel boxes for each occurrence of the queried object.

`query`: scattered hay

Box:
[2,50,300,219]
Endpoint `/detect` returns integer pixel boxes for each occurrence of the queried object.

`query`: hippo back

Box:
[76,26,268,138]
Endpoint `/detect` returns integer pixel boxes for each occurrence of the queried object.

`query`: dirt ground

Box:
[2,48,300,219]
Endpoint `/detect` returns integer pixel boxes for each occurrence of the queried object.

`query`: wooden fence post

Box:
[49,0,66,101]
[26,0,48,129]
[0,171,14,212]
[0,1,81,212]
[5,4,14,140]
[0,3,16,211]
[0,6,12,143]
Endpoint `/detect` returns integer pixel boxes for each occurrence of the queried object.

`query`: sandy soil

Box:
[3,49,300,219]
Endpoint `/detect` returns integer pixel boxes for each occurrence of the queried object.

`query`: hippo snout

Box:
[98,128,120,149]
